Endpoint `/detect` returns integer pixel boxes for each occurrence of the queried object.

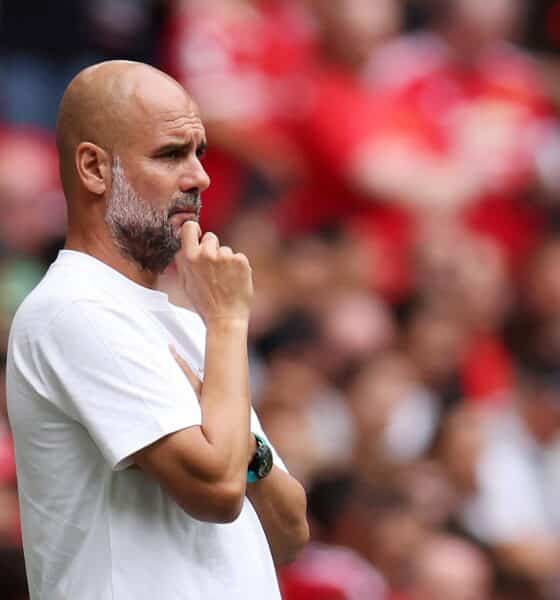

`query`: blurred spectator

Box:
[411,231,515,406]
[276,0,410,299]
[164,0,313,233]
[347,352,440,473]
[281,473,390,599]
[281,543,387,600]
[403,304,466,407]
[442,363,560,581]
[278,0,560,300]
[0,127,66,258]
[255,311,355,483]
[306,473,425,591]
[369,0,559,269]
[395,534,493,600]
[509,238,560,369]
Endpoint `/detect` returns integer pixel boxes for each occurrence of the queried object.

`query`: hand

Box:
[176,222,254,324]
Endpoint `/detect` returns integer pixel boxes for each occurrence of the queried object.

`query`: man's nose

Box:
[179,158,211,194]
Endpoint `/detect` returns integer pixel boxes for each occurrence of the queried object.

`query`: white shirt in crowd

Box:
[462,410,560,544]
[7,249,284,600]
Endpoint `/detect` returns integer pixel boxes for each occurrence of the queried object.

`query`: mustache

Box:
[167,192,202,217]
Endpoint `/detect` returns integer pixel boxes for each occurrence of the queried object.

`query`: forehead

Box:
[127,77,206,146]
[152,108,206,143]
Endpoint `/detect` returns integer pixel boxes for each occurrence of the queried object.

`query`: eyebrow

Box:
[154,140,208,157]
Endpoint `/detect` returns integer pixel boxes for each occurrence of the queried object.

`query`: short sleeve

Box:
[38,300,202,470]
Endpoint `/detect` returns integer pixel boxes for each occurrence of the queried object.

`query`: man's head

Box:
[56,61,210,273]
[311,0,401,67]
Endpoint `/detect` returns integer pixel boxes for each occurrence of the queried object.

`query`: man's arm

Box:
[134,223,254,523]
[166,351,309,561]
[246,458,309,565]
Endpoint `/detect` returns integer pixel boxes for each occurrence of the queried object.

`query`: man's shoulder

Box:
[10,262,124,341]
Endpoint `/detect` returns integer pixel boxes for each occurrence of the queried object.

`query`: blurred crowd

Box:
[4,0,560,598]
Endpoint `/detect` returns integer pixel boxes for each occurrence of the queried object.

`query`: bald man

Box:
[6,61,308,600]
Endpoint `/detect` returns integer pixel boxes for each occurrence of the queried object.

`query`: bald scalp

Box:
[56,60,189,196]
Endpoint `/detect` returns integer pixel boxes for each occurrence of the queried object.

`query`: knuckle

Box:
[233,252,248,263]
[184,248,199,262]
[201,247,218,262]
[218,246,233,257]
[202,232,219,245]
[233,253,251,270]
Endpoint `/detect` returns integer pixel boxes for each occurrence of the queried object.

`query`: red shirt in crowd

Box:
[277,33,555,298]
[280,543,387,600]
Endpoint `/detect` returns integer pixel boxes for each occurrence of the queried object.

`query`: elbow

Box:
[179,479,246,524]
[212,480,246,523]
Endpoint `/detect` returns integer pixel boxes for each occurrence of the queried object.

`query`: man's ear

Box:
[75,142,111,195]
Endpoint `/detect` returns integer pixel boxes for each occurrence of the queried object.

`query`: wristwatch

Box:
[247,434,273,483]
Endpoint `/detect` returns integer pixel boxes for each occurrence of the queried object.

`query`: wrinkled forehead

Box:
[124,78,206,149]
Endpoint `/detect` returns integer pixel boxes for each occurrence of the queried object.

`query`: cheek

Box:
[133,168,176,207]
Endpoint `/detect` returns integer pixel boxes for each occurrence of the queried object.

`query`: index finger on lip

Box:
[180,221,202,252]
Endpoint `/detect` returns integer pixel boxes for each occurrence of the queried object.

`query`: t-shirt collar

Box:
[54,249,172,311]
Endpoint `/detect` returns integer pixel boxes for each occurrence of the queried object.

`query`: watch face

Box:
[249,438,273,482]
[257,447,273,478]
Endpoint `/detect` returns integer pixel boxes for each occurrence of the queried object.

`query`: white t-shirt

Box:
[6,250,283,600]
[461,410,560,544]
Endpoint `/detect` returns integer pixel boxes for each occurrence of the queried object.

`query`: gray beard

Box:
[105,157,200,274]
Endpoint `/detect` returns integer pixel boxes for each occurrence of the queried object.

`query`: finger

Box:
[218,245,233,257]
[180,221,202,256]
[234,252,251,269]
[169,345,202,397]
[200,232,220,254]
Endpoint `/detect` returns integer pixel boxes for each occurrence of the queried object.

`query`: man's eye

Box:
[165,150,182,160]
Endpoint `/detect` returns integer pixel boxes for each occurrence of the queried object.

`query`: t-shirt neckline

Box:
[55,249,172,311]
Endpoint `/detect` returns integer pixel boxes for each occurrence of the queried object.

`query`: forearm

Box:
[199,319,251,486]
[136,224,255,522]
[247,466,309,565]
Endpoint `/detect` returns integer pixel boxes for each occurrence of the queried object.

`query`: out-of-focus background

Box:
[6,0,560,598]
